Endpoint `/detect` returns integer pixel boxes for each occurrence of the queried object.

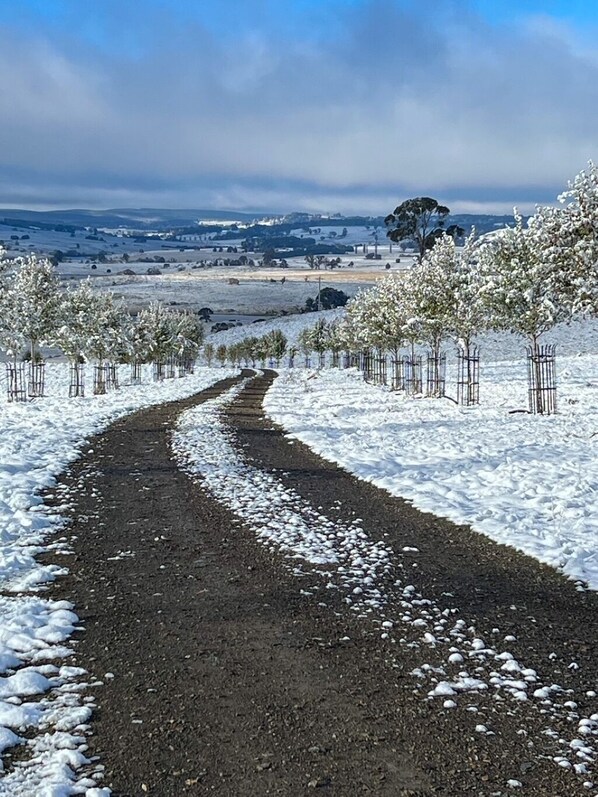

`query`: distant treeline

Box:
[1,218,80,234]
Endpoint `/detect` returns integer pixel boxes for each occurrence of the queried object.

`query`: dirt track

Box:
[46,371,598,796]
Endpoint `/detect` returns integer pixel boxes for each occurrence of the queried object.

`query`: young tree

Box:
[384,197,464,262]
[83,291,130,391]
[479,212,568,413]
[136,302,175,369]
[479,212,569,344]
[305,319,330,367]
[6,253,61,364]
[172,312,204,369]
[421,233,486,403]
[530,163,598,319]
[216,343,228,367]
[264,329,287,365]
[53,280,103,396]
[203,341,215,366]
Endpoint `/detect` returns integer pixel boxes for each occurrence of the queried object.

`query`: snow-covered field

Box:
[90,270,368,315]
[0,365,236,795]
[262,317,598,588]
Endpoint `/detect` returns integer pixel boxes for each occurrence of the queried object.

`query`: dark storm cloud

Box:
[0,0,597,212]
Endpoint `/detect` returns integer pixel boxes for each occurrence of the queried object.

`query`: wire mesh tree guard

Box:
[27,361,45,398]
[403,354,423,395]
[93,364,109,395]
[331,351,340,368]
[107,363,119,391]
[425,352,446,398]
[527,343,557,415]
[69,362,85,398]
[165,357,176,379]
[5,362,27,402]
[130,360,142,385]
[390,356,405,391]
[153,361,165,382]
[456,346,480,406]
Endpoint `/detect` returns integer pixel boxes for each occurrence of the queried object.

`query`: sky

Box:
[0,0,597,215]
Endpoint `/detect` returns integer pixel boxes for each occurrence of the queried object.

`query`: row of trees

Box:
[0,251,204,399]
[203,330,289,369]
[208,164,598,413]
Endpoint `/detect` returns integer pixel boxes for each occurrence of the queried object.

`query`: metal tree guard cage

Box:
[390,356,405,391]
[153,361,165,382]
[6,362,27,402]
[527,344,557,415]
[131,360,142,385]
[403,354,423,395]
[361,349,374,382]
[69,362,85,398]
[457,347,480,406]
[426,352,446,398]
[93,364,108,395]
[27,360,45,398]
[106,362,119,391]
[369,350,384,385]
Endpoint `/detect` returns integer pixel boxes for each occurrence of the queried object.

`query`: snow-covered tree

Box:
[216,343,228,366]
[136,302,176,366]
[347,276,407,359]
[203,342,215,366]
[171,312,204,366]
[478,211,568,413]
[529,163,598,319]
[53,280,98,362]
[83,291,130,367]
[438,231,488,356]
[264,329,287,365]
[478,212,569,346]
[0,253,61,364]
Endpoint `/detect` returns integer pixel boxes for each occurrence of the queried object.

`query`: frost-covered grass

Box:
[0,364,237,795]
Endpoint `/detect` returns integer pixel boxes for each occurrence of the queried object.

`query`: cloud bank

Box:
[0,0,597,213]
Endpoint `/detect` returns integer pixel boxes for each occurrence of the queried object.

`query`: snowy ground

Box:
[89,270,369,315]
[173,373,598,791]
[261,318,598,589]
[0,365,237,795]
[208,309,598,589]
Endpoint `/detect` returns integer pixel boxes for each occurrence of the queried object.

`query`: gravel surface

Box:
[44,370,597,796]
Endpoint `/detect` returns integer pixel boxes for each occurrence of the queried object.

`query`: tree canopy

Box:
[384,197,464,261]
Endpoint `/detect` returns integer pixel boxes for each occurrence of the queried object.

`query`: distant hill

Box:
[0,207,267,231]
[0,207,518,236]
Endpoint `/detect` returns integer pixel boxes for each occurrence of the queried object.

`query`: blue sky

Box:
[0,0,596,213]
